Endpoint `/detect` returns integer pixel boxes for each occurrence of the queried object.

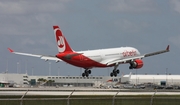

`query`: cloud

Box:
[20,37,55,52]
[114,19,149,33]
[170,0,180,14]
[0,0,72,36]
[0,1,25,14]
[0,0,71,15]
[21,38,35,46]
[108,0,157,13]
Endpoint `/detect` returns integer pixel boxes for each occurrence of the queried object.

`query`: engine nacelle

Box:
[131,59,143,69]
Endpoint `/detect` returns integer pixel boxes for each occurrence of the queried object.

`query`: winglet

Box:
[8,48,14,53]
[166,45,170,51]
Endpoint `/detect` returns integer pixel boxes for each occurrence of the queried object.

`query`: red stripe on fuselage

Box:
[56,52,112,68]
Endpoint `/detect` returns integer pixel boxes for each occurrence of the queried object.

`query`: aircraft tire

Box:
[88,70,91,74]
[110,72,113,77]
[114,72,117,77]
[82,73,85,77]
[116,69,120,74]
[129,66,133,69]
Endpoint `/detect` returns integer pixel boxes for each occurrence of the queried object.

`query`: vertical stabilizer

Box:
[53,26,73,53]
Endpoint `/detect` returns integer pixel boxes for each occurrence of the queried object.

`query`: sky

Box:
[0,0,180,76]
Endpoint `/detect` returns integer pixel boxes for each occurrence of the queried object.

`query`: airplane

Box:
[8,25,170,77]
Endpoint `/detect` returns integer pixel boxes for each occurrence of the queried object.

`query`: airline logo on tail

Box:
[58,36,65,48]
[54,28,66,52]
[53,26,73,53]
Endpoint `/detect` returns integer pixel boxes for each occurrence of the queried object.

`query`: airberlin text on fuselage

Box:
[122,50,137,57]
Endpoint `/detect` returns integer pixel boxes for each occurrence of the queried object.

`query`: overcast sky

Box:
[0,0,180,76]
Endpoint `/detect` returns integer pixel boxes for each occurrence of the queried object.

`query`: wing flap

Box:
[41,56,61,61]
[107,56,144,66]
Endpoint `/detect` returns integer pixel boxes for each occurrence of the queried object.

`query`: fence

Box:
[1,90,180,105]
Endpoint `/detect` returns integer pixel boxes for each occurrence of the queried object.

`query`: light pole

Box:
[19,61,21,73]
[80,68,82,76]
[49,62,51,76]
[32,67,34,76]
[6,60,8,73]
[108,67,109,76]
[17,62,19,74]
[25,60,28,74]
[58,67,60,76]
[166,68,168,85]
[136,69,137,87]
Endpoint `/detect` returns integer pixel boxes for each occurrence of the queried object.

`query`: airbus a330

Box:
[8,26,170,77]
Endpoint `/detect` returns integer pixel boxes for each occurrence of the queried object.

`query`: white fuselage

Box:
[78,47,140,65]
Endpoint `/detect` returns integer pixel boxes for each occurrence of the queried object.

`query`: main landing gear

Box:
[110,69,120,77]
[110,64,120,77]
[82,69,91,77]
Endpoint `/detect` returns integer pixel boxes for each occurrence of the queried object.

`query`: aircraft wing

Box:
[107,45,170,66]
[8,48,61,62]
[144,45,169,57]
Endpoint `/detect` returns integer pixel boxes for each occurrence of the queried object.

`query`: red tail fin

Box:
[53,26,73,53]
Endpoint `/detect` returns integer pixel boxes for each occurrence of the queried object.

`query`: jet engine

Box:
[129,59,143,69]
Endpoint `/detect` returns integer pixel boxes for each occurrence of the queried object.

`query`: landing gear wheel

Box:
[116,69,120,74]
[82,73,85,77]
[82,69,91,77]
[114,72,117,77]
[88,70,91,74]
[110,72,113,77]
[110,69,120,77]
[129,66,133,69]
[85,72,89,77]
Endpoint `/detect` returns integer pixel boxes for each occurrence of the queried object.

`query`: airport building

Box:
[1,72,180,88]
[29,75,119,87]
[0,73,120,87]
[121,73,180,86]
[0,73,29,87]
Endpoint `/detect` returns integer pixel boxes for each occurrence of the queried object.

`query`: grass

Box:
[0,95,180,105]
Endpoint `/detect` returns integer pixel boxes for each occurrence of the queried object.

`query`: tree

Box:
[47,80,55,86]
[37,78,47,85]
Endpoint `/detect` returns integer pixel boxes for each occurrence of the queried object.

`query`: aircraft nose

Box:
[136,49,140,55]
